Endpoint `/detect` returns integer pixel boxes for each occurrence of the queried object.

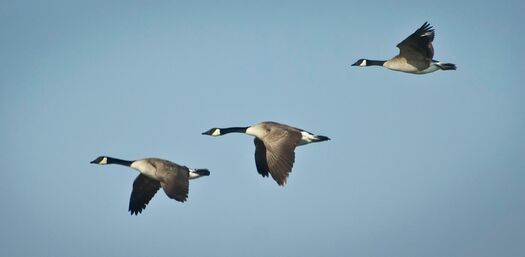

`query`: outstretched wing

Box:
[129,174,161,215]
[396,22,435,60]
[255,127,301,186]
[159,166,189,203]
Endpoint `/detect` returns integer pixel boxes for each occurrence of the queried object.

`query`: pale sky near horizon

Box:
[1,1,524,257]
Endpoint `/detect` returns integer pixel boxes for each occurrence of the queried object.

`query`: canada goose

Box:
[352,22,456,74]
[202,121,329,186]
[90,156,210,215]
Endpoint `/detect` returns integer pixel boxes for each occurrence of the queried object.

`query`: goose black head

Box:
[352,59,368,67]
[202,128,221,136]
[90,156,108,165]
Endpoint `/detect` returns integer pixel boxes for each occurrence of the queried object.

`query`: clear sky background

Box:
[1,1,524,256]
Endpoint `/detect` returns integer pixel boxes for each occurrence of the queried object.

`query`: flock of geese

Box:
[91,22,456,215]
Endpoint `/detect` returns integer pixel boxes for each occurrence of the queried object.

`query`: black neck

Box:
[221,127,248,134]
[367,60,386,66]
[107,157,133,167]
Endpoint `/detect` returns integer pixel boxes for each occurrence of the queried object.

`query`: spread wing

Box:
[254,127,301,186]
[396,22,435,60]
[159,166,189,203]
[129,174,161,215]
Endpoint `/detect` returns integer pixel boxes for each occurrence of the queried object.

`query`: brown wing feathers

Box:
[254,127,301,186]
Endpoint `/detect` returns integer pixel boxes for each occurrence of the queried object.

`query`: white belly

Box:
[384,59,439,74]
[416,64,440,74]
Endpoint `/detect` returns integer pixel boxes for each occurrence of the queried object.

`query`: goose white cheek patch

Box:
[212,129,221,136]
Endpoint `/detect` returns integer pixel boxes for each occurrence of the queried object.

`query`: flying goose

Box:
[202,121,329,186]
[90,156,210,215]
[352,22,456,74]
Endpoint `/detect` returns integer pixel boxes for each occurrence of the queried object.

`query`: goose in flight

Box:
[352,22,456,74]
[90,156,210,215]
[202,121,329,186]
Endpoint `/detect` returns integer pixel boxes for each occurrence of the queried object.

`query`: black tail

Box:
[314,135,331,142]
[192,169,210,176]
[437,63,457,70]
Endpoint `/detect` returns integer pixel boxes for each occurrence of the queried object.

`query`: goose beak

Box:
[201,129,213,135]
[351,61,359,66]
[90,159,98,164]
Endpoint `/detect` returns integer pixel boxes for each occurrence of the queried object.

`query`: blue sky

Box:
[1,1,524,256]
